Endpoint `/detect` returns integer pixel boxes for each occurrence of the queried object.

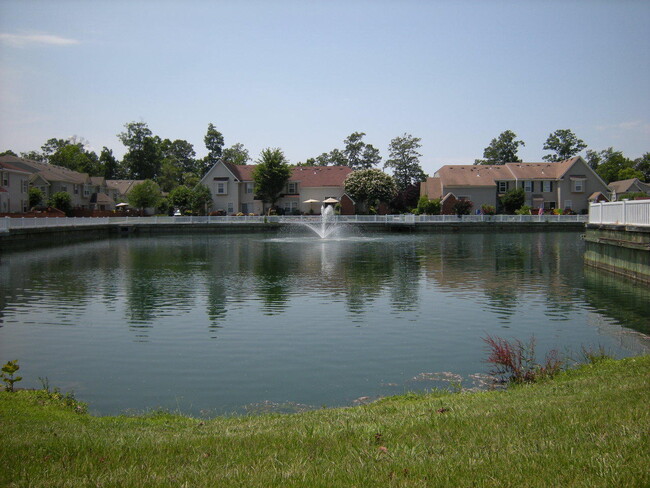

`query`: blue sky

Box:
[1,0,648,176]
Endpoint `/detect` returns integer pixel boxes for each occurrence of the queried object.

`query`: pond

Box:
[1,230,648,416]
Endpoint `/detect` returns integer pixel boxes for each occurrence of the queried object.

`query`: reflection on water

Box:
[0,232,648,416]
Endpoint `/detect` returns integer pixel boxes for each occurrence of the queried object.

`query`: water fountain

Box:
[300,205,340,239]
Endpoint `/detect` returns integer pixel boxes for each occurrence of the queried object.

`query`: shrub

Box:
[47,192,72,215]
[483,335,564,384]
[1,360,22,392]
[417,195,441,215]
[453,199,473,216]
[500,188,525,214]
[515,205,532,215]
[481,204,496,215]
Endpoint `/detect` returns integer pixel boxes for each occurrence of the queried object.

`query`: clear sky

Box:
[1,0,648,176]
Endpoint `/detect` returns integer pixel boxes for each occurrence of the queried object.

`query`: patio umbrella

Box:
[115,202,129,207]
[303,199,320,213]
[322,197,339,204]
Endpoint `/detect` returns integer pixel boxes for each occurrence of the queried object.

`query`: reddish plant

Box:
[483,335,563,384]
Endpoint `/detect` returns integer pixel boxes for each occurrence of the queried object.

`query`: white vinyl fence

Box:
[589,200,650,227]
[1,213,588,233]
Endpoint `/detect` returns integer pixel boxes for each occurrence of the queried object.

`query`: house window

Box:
[22,181,28,193]
[217,182,227,195]
[283,201,298,214]
[572,180,585,192]
[61,185,68,192]
[227,202,234,214]
[2,173,9,186]
[245,183,254,194]
[564,200,573,209]
[523,181,533,192]
[84,186,91,197]
[74,185,79,195]
[542,181,553,192]
[287,182,298,194]
[497,181,508,193]
[543,201,556,210]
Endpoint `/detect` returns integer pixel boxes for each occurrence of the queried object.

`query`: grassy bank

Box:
[1,356,648,487]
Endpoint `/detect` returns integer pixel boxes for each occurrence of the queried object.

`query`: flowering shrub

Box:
[481,204,496,215]
[453,199,473,216]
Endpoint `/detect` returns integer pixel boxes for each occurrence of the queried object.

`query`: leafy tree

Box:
[222,143,251,165]
[0,150,17,157]
[203,123,224,167]
[168,185,193,213]
[128,180,161,212]
[20,151,46,163]
[391,183,421,212]
[591,148,634,183]
[99,147,121,179]
[344,168,397,209]
[634,152,650,182]
[41,138,69,160]
[252,148,291,213]
[475,130,525,165]
[542,129,587,162]
[49,144,101,175]
[303,149,348,166]
[47,191,72,215]
[191,184,212,215]
[384,133,426,192]
[158,159,183,192]
[28,187,44,208]
[118,122,162,180]
[343,132,381,169]
[500,188,525,214]
[161,139,196,174]
[616,167,644,181]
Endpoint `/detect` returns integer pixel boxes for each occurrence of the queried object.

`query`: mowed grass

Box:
[1,356,648,487]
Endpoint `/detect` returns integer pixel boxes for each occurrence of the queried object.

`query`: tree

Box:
[475,130,525,165]
[222,143,251,165]
[158,159,183,192]
[634,153,650,182]
[343,132,381,169]
[303,149,348,166]
[20,151,46,163]
[500,188,526,214]
[47,191,72,215]
[343,168,397,209]
[252,148,291,213]
[49,144,101,175]
[29,187,44,208]
[161,139,196,174]
[384,133,426,192]
[590,148,634,183]
[99,147,120,179]
[617,167,644,181]
[416,195,441,215]
[168,185,193,213]
[0,150,17,157]
[542,129,587,162]
[204,123,224,165]
[128,180,161,212]
[117,122,162,180]
[190,184,212,215]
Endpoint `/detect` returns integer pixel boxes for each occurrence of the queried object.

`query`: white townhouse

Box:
[0,160,31,213]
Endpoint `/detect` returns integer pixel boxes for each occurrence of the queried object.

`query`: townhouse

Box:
[200,160,353,214]
[421,156,610,214]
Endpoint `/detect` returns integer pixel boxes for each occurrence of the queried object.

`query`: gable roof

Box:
[0,160,31,175]
[290,166,352,187]
[106,180,146,195]
[0,155,90,184]
[433,164,513,187]
[609,178,650,194]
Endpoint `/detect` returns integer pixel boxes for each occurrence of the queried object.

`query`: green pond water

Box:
[0,230,648,416]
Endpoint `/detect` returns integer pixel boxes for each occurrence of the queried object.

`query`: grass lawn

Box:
[1,355,648,487]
